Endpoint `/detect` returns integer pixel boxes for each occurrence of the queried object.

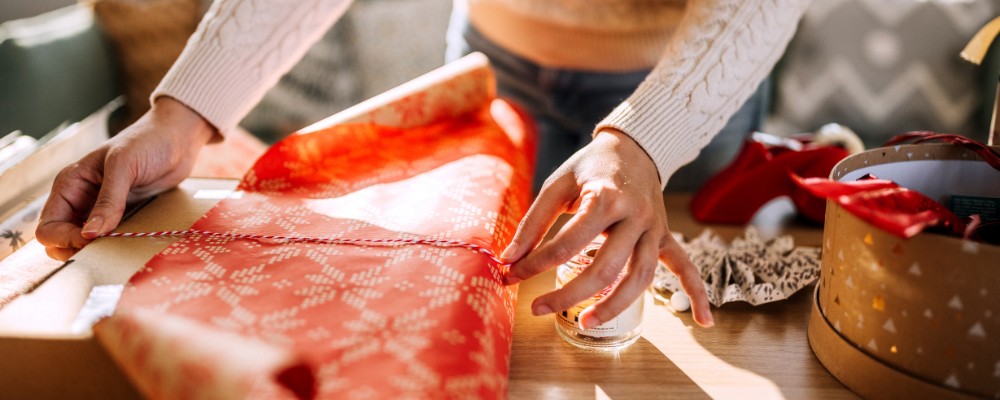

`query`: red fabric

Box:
[99,99,536,399]
[690,139,848,224]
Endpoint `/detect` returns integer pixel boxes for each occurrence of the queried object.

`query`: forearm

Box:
[596,0,812,187]
[152,0,354,137]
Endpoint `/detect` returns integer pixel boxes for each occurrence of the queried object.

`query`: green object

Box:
[0,5,121,139]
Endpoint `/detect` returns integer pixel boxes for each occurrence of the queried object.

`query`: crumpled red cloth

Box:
[691,137,849,224]
[95,99,535,399]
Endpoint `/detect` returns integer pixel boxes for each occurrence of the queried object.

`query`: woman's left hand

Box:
[501,128,714,328]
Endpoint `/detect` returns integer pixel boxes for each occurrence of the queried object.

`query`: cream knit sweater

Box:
[154,0,811,187]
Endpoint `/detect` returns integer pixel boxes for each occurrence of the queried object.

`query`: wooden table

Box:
[507,195,858,399]
[2,187,857,399]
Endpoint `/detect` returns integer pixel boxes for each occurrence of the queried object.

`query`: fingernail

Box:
[703,313,715,328]
[82,216,104,236]
[580,313,601,330]
[500,242,518,262]
[531,303,552,316]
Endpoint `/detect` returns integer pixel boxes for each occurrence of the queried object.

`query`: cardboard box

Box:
[809,143,1000,399]
[0,178,237,399]
[0,53,497,398]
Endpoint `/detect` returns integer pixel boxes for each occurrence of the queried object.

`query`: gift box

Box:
[0,179,232,399]
[808,142,1000,399]
[0,53,536,398]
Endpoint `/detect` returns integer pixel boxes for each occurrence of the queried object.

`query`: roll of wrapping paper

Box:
[94,96,536,398]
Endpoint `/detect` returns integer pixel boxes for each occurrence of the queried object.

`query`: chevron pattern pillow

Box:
[770,0,998,146]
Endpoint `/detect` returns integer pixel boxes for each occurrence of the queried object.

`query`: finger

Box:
[35,221,92,250]
[500,174,576,264]
[660,233,714,327]
[506,188,619,285]
[529,220,642,316]
[44,246,78,262]
[36,168,99,250]
[81,154,135,238]
[578,230,658,329]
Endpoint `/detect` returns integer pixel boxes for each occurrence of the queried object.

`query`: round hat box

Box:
[808,143,1000,399]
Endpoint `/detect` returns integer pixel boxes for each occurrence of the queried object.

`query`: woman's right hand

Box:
[35,97,216,260]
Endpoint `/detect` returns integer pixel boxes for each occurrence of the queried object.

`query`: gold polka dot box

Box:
[809,142,1000,399]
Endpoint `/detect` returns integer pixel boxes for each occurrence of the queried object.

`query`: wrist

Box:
[595,128,662,183]
[150,96,217,145]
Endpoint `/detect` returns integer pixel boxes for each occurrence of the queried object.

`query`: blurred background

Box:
[2,0,997,145]
[1,0,996,260]
[2,0,454,143]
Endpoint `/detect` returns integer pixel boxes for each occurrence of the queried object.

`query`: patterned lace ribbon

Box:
[99,229,506,265]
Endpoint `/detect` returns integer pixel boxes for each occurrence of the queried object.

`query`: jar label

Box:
[556,296,643,338]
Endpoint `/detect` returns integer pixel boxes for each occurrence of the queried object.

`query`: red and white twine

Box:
[99,229,506,265]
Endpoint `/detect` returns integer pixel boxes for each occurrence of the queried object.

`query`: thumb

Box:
[81,157,134,239]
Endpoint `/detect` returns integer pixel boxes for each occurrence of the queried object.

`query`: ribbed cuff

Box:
[595,81,705,189]
[151,40,269,138]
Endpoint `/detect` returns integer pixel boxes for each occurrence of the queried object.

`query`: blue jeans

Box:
[445,9,769,193]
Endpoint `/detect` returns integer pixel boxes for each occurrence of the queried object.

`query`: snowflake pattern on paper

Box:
[101,98,535,399]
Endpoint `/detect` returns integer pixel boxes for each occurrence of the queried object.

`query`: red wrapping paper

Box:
[96,98,535,399]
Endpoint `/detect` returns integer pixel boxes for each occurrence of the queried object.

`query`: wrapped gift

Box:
[808,142,1000,399]
[89,53,536,398]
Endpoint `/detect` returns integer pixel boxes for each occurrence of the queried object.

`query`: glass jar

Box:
[554,238,644,350]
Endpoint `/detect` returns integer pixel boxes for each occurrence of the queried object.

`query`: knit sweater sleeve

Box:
[595,0,811,188]
[151,0,353,137]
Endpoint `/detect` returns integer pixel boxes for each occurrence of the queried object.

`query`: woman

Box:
[36,0,812,330]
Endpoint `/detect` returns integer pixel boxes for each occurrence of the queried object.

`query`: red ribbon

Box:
[792,175,966,239]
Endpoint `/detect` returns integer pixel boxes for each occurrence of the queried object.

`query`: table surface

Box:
[1,185,858,399]
[507,195,859,400]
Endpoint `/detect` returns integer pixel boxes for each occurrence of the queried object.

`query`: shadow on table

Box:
[509,279,711,398]
[676,287,856,399]
[591,337,711,400]
[509,335,711,399]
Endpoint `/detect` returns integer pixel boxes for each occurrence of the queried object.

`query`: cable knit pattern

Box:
[154,0,808,187]
[152,0,352,136]
[596,0,812,187]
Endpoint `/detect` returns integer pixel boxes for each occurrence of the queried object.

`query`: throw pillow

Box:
[770,0,999,146]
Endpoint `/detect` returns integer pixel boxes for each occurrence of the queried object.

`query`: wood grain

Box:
[508,195,858,399]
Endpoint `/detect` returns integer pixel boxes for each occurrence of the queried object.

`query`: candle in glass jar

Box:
[554,238,644,350]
